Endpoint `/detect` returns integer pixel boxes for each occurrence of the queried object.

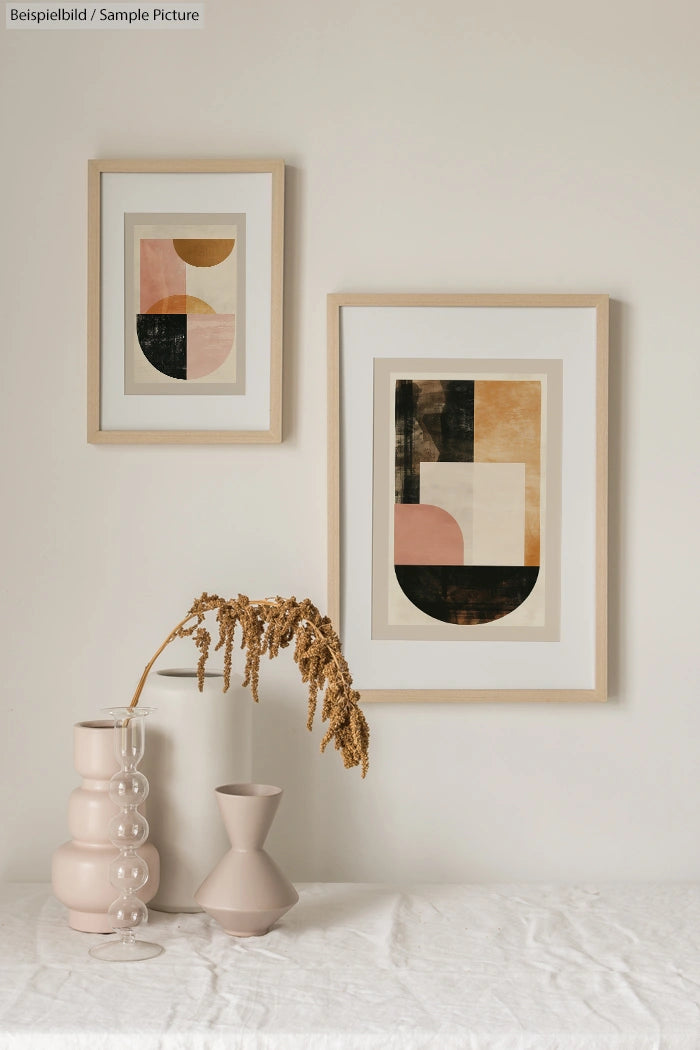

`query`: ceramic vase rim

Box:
[216,783,282,799]
[102,706,155,717]
[154,667,226,679]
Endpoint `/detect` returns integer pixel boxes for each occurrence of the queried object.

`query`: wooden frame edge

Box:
[268,160,285,443]
[87,158,285,445]
[595,294,609,702]
[328,292,610,704]
[359,688,607,704]
[86,160,102,442]
[328,292,608,309]
[88,158,285,175]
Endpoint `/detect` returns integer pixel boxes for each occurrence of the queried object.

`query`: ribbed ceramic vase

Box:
[194,784,298,937]
[140,669,252,912]
[51,720,160,933]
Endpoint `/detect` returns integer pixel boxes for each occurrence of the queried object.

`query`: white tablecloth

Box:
[2,882,700,1049]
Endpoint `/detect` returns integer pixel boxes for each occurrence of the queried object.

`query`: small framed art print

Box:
[87,158,284,443]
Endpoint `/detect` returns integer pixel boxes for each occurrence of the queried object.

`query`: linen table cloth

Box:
[1,882,700,1049]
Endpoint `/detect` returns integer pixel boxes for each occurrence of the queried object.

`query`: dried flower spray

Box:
[129,593,369,777]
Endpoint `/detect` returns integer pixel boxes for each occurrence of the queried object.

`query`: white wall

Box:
[1,0,699,884]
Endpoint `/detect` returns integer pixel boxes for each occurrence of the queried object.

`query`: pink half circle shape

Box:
[186,315,235,380]
[394,504,464,566]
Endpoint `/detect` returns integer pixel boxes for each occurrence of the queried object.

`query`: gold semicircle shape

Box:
[172,239,235,267]
[144,295,215,315]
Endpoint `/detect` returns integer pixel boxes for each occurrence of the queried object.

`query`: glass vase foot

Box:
[89,939,164,962]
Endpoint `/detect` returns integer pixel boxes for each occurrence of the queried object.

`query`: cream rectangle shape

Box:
[420,461,525,566]
[472,462,525,566]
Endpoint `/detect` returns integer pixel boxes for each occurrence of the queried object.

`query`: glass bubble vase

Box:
[89,707,164,962]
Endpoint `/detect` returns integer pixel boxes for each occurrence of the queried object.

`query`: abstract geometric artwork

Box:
[372,358,563,642]
[124,212,246,396]
[395,377,540,624]
[329,293,608,701]
[88,159,284,444]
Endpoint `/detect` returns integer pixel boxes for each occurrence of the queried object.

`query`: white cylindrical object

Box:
[141,668,252,912]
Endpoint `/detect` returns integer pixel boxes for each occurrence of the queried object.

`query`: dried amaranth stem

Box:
[129,592,369,777]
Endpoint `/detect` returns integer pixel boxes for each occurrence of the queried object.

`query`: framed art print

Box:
[87,159,284,443]
[328,293,608,702]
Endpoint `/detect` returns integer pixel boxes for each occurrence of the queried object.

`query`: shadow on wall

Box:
[247,664,325,882]
[606,296,627,704]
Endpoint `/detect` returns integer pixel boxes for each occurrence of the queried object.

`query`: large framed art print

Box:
[328,293,608,702]
[87,159,284,443]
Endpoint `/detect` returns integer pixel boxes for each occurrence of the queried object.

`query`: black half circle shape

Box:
[394,565,540,625]
[137,314,187,380]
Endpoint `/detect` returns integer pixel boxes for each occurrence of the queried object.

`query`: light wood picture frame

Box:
[328,293,608,703]
[87,158,284,444]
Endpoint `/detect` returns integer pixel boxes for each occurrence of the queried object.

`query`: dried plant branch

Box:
[129,593,369,777]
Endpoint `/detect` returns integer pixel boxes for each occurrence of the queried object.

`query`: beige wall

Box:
[1,0,699,882]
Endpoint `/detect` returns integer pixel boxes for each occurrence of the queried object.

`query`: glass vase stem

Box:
[89,708,163,962]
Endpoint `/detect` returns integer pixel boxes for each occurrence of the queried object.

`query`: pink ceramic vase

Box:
[194,783,298,937]
[51,719,160,933]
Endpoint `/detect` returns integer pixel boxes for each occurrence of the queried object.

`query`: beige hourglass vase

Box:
[194,783,298,937]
